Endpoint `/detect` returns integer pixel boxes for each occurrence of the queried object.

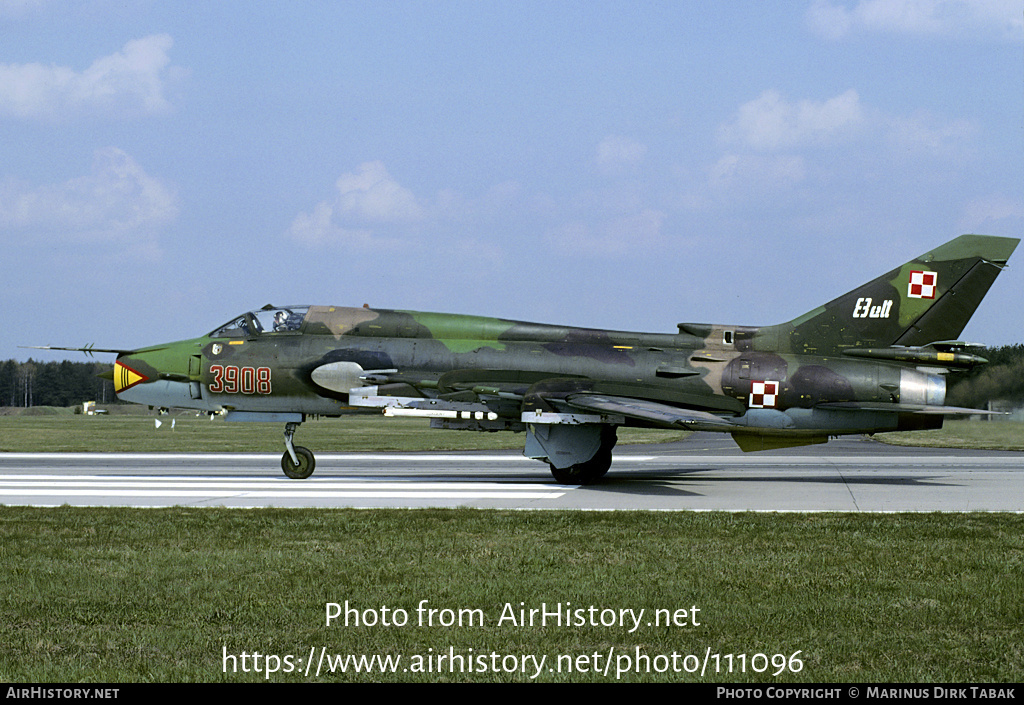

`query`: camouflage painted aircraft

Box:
[38,234,1019,484]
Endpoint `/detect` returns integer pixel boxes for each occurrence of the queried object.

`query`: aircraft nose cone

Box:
[114,359,149,394]
[112,348,213,411]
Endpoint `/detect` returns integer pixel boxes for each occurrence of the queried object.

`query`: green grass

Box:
[4,409,1023,454]
[0,411,686,454]
[1,508,1022,683]
[876,419,1024,451]
[3,412,1022,682]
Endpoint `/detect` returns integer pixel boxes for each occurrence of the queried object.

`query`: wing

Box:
[565,393,736,431]
[566,395,1002,435]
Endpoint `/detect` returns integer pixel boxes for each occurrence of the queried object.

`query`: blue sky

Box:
[3,1,1022,361]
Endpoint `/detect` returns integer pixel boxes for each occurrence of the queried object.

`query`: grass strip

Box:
[0,414,685,454]
[876,419,1024,451]
[3,414,1024,454]
[1,507,1021,682]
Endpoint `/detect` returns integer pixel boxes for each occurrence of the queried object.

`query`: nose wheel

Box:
[282,422,316,479]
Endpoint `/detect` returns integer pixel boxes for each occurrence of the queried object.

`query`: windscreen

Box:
[209,307,309,338]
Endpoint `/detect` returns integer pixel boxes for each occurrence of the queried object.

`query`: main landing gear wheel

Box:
[526,422,618,485]
[548,447,612,485]
[282,446,315,479]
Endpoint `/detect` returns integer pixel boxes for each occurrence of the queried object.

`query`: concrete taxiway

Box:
[1,434,1022,511]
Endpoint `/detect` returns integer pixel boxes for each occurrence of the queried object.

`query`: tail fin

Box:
[774,234,1019,355]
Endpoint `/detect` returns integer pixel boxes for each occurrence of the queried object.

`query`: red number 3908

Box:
[209,365,272,395]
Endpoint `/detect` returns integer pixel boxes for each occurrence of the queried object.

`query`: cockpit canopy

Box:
[209,306,309,338]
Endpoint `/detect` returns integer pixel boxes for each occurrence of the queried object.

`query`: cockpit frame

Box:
[209,306,310,339]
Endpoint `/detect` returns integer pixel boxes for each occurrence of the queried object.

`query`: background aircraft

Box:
[37,234,1019,484]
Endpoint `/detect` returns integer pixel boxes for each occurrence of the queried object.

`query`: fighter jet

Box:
[37,234,1019,483]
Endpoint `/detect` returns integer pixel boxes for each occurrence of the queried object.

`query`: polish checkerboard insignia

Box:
[749,380,779,408]
[908,270,937,299]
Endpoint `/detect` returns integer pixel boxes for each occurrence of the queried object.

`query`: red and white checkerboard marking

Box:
[908,270,937,299]
[749,380,779,408]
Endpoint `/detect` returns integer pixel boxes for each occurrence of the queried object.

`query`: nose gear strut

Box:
[282,421,315,479]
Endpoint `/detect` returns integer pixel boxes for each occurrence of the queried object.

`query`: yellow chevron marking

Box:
[114,361,148,393]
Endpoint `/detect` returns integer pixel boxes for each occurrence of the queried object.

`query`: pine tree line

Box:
[0,359,118,408]
[946,345,1024,409]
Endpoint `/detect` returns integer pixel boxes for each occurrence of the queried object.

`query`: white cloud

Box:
[705,87,980,204]
[287,201,390,250]
[720,88,981,158]
[719,89,865,152]
[333,161,425,223]
[549,209,667,257]
[287,161,427,249]
[806,0,1023,40]
[0,147,178,256]
[709,154,808,193]
[0,34,180,120]
[888,111,975,157]
[959,194,1024,232]
[596,135,647,174]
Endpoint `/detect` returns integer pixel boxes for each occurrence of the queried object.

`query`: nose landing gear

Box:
[282,421,316,479]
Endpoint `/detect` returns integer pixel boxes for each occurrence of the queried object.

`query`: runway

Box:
[2,434,1022,511]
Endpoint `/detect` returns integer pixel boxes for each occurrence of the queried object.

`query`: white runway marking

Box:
[0,475,566,503]
[3,444,1024,511]
[0,453,540,462]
